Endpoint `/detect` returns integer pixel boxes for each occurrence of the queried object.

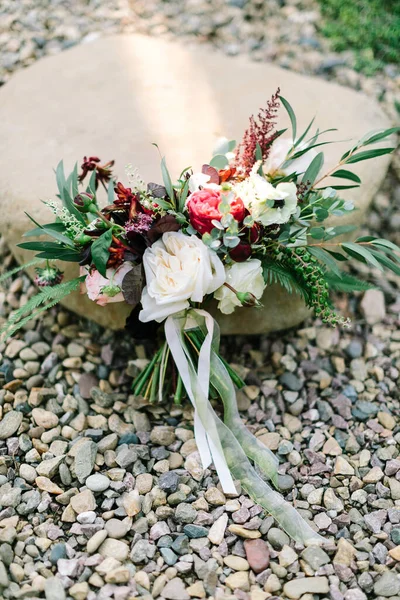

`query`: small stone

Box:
[69,582,89,600]
[208,513,228,545]
[99,538,129,562]
[228,524,261,539]
[363,466,384,483]
[301,546,330,570]
[36,456,64,478]
[204,487,226,506]
[105,518,130,539]
[225,570,250,591]
[150,426,176,446]
[360,289,385,324]
[373,571,400,597]
[159,471,179,493]
[122,489,141,517]
[279,545,298,567]
[187,581,205,598]
[183,524,208,539]
[0,411,23,439]
[45,577,66,600]
[74,440,97,483]
[136,473,153,494]
[105,567,130,584]
[31,407,58,429]
[283,576,329,599]
[175,503,197,524]
[333,538,356,566]
[334,456,355,476]
[35,477,63,495]
[85,473,110,492]
[267,528,290,549]
[377,411,396,430]
[161,577,190,600]
[244,539,270,573]
[258,432,280,450]
[87,530,108,554]
[223,555,249,570]
[324,489,344,511]
[70,489,96,514]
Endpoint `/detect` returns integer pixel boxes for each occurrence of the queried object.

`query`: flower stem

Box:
[174,375,183,405]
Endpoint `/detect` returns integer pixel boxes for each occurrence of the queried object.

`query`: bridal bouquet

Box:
[1,91,399,545]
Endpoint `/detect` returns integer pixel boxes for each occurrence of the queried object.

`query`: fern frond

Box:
[0,258,45,285]
[263,261,310,302]
[0,276,84,341]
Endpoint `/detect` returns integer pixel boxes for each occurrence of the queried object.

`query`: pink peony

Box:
[80,263,133,306]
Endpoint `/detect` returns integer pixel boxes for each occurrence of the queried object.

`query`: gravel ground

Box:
[0,1,400,599]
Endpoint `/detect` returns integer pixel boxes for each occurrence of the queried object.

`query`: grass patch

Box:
[317,0,400,75]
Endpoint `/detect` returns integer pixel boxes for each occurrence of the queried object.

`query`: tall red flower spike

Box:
[234,89,281,176]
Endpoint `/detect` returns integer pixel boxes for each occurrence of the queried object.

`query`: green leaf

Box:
[361,127,400,146]
[294,117,315,148]
[370,238,400,254]
[23,214,75,247]
[368,249,400,276]
[178,178,190,213]
[24,222,66,237]
[18,241,66,252]
[331,169,361,183]
[161,157,175,206]
[345,147,395,164]
[341,242,383,270]
[325,272,375,293]
[279,95,296,141]
[70,162,79,198]
[108,179,115,205]
[86,170,97,196]
[290,140,335,161]
[255,143,263,175]
[326,249,348,261]
[35,250,81,262]
[91,229,113,276]
[209,154,229,169]
[302,152,324,186]
[55,160,67,196]
[308,246,342,278]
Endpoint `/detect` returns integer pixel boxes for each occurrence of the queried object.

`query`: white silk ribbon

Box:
[165,311,237,494]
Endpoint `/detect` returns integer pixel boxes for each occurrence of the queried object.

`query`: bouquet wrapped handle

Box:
[165,309,324,545]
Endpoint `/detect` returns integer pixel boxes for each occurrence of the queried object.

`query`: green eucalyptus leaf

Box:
[331,169,361,183]
[345,147,395,164]
[302,152,324,186]
[341,242,383,270]
[308,246,342,278]
[210,154,229,169]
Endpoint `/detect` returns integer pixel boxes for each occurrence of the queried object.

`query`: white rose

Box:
[263,137,317,177]
[234,175,298,227]
[139,231,225,323]
[214,259,265,315]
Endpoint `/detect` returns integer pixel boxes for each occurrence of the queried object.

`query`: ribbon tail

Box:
[165,315,237,495]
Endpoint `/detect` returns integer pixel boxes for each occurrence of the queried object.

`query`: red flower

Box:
[187,189,245,235]
[78,156,114,189]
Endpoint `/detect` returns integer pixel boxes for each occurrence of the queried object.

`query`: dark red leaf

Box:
[147,215,181,244]
[121,264,144,306]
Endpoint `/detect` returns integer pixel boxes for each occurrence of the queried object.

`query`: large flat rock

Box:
[0,34,392,334]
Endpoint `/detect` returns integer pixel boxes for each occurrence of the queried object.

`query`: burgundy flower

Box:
[78,156,114,189]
